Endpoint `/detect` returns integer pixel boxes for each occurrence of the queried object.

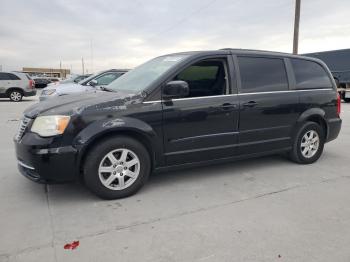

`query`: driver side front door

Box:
[162,56,239,165]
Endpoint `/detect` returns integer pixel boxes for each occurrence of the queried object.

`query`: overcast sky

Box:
[0,0,349,73]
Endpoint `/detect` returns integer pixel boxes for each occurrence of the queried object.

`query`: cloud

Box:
[0,0,349,73]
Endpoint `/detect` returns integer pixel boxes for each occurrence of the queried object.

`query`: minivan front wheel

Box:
[84,136,151,199]
[9,90,23,102]
[289,122,325,164]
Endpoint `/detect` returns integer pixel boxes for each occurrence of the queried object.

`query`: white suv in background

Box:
[0,72,36,101]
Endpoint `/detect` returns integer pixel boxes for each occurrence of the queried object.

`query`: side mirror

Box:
[89,79,98,87]
[163,80,189,99]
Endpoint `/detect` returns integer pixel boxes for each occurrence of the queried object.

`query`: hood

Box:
[43,82,82,93]
[24,90,140,118]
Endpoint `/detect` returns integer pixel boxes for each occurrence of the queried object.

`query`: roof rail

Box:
[219,48,292,55]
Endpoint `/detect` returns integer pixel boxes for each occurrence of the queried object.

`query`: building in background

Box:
[304,49,350,102]
[22,67,70,78]
[304,49,350,86]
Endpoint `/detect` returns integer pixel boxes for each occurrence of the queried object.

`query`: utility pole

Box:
[293,0,301,54]
[59,61,62,78]
[90,38,94,74]
[82,57,85,75]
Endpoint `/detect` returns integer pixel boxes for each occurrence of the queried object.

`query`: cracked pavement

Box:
[0,95,349,262]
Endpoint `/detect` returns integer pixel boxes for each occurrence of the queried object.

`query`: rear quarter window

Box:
[291,59,333,89]
[8,73,21,80]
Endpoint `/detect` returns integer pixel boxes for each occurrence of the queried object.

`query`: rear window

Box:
[238,57,288,93]
[291,59,333,89]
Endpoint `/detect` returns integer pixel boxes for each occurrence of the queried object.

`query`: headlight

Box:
[31,115,70,137]
[42,89,56,95]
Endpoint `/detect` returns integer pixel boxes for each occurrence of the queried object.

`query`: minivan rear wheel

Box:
[9,90,23,102]
[289,122,325,164]
[83,136,151,199]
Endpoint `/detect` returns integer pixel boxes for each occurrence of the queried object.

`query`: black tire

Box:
[343,97,350,103]
[84,136,151,199]
[289,122,325,164]
[9,90,23,102]
[341,92,350,102]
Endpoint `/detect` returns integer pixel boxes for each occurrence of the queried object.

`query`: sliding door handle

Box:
[221,103,237,109]
[242,101,258,107]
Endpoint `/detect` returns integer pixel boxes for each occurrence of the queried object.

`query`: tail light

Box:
[29,79,35,89]
[337,92,341,116]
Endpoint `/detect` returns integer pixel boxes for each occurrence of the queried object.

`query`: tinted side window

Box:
[0,73,11,80]
[8,73,20,80]
[177,66,218,81]
[0,73,7,80]
[291,59,332,89]
[238,57,288,93]
[174,59,228,98]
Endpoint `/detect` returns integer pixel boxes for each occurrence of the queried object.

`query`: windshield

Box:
[106,55,188,92]
[60,78,75,84]
[78,71,104,85]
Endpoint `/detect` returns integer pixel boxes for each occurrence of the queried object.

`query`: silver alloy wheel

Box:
[98,148,140,190]
[300,130,320,158]
[10,91,22,101]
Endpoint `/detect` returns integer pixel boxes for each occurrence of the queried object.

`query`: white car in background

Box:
[0,72,36,101]
[39,69,128,101]
[47,74,92,87]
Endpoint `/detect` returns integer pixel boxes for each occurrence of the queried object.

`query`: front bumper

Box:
[15,133,78,183]
[326,118,342,142]
[23,90,37,97]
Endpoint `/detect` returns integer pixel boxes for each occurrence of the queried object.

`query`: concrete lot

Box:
[0,94,349,262]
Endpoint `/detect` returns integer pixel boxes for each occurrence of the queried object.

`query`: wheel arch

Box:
[295,108,328,139]
[6,87,24,96]
[75,118,159,179]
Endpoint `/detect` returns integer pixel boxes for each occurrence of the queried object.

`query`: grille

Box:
[15,117,31,141]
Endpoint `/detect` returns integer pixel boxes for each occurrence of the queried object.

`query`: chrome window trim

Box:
[143,94,237,103]
[238,88,333,96]
[142,88,334,103]
[171,94,238,101]
[18,160,35,170]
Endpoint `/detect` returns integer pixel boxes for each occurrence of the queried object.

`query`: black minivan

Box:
[14,49,342,199]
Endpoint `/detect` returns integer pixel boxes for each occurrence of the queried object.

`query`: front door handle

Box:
[242,101,258,107]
